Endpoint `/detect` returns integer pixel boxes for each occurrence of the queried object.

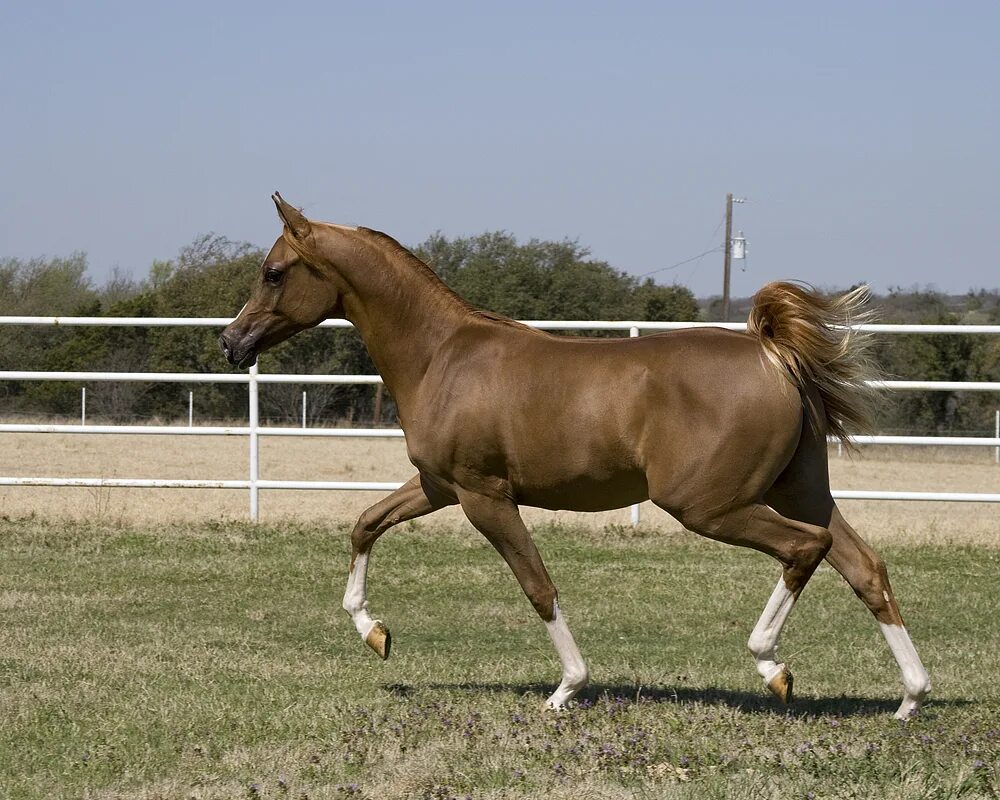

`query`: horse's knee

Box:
[525,581,557,621]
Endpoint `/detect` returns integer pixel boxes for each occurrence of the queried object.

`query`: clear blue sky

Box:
[1,1,997,300]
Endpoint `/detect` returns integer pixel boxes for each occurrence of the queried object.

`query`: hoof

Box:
[894,692,928,721]
[365,621,391,660]
[767,666,794,704]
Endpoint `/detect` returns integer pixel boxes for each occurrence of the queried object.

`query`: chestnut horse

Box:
[220,194,930,719]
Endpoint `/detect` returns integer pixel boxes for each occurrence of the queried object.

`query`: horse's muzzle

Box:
[218,331,258,368]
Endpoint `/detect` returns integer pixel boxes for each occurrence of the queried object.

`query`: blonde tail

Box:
[747,281,880,449]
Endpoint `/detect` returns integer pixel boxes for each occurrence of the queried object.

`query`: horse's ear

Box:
[272,192,312,239]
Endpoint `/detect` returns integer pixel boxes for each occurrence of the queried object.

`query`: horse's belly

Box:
[513,469,648,512]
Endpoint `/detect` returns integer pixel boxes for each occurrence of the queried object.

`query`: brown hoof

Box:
[767,667,794,704]
[365,621,391,660]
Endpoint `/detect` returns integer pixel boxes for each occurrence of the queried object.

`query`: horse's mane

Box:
[470,309,545,334]
[356,227,544,334]
[358,227,472,310]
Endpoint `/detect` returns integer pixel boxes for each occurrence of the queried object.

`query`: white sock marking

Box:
[342,553,377,640]
[544,601,589,709]
[747,579,796,684]
[880,622,931,719]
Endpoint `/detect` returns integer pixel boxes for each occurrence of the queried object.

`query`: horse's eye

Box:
[264,268,283,286]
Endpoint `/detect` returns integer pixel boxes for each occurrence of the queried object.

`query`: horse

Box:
[219,193,931,720]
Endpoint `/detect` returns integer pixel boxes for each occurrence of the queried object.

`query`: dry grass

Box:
[0,432,998,545]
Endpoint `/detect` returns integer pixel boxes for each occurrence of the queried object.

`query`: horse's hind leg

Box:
[668,501,833,704]
[343,473,455,658]
[825,505,931,720]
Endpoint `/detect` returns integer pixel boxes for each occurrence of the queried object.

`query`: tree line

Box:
[1,233,998,434]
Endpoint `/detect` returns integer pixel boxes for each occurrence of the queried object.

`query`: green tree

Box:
[2,232,705,423]
[633,278,700,322]
[414,231,698,324]
[872,289,1000,435]
[137,235,261,422]
[0,254,98,415]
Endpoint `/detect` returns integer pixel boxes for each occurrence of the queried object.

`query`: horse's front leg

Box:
[343,474,454,658]
[457,488,589,709]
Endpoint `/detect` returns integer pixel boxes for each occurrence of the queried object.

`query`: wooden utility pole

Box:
[722,192,734,322]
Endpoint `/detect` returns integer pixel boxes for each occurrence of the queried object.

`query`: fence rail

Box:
[2,316,999,521]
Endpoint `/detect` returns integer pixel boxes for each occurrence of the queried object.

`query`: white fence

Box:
[2,316,1000,522]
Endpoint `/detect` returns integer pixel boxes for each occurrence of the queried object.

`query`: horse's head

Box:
[219,193,347,368]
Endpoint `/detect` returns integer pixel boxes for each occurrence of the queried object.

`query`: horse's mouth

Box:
[237,350,258,369]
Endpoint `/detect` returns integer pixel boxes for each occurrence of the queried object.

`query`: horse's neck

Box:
[339,238,470,404]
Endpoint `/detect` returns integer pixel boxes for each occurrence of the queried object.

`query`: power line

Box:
[704,211,727,251]
[637,209,727,280]
[637,246,722,278]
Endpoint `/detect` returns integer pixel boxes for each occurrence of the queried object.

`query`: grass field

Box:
[1,518,997,799]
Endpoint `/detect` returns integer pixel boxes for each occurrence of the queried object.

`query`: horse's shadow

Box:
[386,681,969,718]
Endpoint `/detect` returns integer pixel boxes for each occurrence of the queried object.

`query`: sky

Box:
[1,1,998,301]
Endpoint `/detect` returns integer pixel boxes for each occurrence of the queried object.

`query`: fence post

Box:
[373,383,384,427]
[995,409,999,465]
[249,364,260,521]
[302,391,307,429]
[629,326,641,527]
[81,387,86,426]
[188,391,193,428]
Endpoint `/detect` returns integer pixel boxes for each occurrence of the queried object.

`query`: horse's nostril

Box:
[218,334,232,361]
